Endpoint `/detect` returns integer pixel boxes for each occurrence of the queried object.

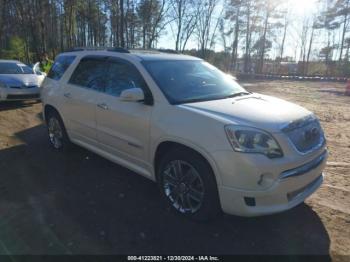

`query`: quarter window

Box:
[47,55,76,80]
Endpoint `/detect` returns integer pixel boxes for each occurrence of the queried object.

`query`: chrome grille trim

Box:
[6,94,40,100]
[10,85,38,89]
[281,115,316,132]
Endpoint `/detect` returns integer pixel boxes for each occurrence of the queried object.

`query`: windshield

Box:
[143,60,247,104]
[0,62,34,74]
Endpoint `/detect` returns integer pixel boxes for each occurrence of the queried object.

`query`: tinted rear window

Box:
[69,57,108,91]
[47,55,76,80]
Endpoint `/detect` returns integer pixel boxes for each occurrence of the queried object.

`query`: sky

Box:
[157,0,322,61]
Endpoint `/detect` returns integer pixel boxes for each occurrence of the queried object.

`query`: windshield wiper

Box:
[176,98,213,104]
[224,91,251,99]
[176,92,252,105]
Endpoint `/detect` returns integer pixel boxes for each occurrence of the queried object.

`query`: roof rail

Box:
[65,47,106,52]
[65,47,130,53]
[107,47,130,53]
[156,49,179,54]
[127,48,179,54]
[65,47,179,54]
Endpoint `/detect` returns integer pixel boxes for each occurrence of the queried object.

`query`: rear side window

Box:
[69,57,108,91]
[47,55,76,80]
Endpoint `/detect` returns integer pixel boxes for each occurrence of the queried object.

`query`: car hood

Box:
[179,94,312,133]
[0,74,39,87]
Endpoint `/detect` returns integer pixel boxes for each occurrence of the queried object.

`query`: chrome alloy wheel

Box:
[162,160,205,214]
[48,117,63,149]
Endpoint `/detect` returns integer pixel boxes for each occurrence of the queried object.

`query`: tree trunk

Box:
[278,16,288,73]
[175,0,183,51]
[306,26,314,75]
[120,0,125,48]
[339,2,349,61]
[244,3,251,73]
[258,12,269,74]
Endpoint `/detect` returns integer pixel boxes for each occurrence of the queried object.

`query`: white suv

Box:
[41,48,327,220]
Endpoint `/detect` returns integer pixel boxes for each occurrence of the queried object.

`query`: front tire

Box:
[46,111,71,151]
[157,148,221,221]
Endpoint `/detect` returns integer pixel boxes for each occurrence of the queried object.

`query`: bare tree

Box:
[0,0,349,77]
[120,0,125,47]
[170,0,200,52]
[138,0,170,49]
[196,0,218,58]
[335,0,350,61]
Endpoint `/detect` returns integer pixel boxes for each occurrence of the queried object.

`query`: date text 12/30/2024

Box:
[127,256,220,261]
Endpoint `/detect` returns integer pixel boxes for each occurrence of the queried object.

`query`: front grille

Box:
[10,85,38,89]
[7,94,40,100]
[282,116,325,153]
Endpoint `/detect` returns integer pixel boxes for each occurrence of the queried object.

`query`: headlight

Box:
[0,81,7,88]
[225,125,283,158]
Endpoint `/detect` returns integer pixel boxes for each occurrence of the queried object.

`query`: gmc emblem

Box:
[303,127,319,142]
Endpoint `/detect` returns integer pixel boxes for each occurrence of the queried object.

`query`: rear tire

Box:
[157,148,221,221]
[46,111,71,151]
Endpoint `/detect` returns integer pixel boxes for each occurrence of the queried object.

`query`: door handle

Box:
[97,103,109,110]
[63,92,71,98]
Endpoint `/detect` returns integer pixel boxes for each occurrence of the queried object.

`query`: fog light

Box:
[257,173,274,188]
[244,197,256,207]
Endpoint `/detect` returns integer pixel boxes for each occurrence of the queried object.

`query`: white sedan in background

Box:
[0,60,44,101]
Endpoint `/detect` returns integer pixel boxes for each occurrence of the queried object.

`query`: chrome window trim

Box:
[281,114,317,132]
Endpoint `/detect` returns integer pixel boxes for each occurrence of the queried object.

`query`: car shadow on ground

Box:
[0,124,331,256]
[0,100,40,112]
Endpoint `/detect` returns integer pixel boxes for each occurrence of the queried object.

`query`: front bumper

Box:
[0,87,40,101]
[213,149,328,216]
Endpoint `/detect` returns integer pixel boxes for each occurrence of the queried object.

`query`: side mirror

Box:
[120,88,145,102]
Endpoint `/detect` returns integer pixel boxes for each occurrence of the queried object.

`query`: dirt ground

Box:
[0,81,349,259]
